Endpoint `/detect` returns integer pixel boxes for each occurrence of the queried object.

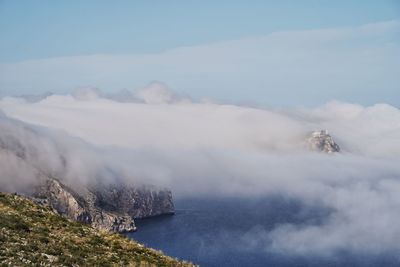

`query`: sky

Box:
[0,0,399,106]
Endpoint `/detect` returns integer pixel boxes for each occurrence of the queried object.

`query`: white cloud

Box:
[72,87,104,100]
[136,81,190,104]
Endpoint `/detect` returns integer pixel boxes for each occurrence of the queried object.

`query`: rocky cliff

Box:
[31,176,176,232]
[307,130,340,153]
[33,177,136,232]
[32,176,176,232]
[0,114,175,233]
[92,183,175,219]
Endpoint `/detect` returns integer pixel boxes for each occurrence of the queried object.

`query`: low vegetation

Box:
[0,192,195,267]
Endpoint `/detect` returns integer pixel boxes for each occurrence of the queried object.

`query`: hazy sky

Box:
[0,1,399,106]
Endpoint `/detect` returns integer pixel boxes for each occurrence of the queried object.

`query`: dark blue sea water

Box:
[127,197,399,267]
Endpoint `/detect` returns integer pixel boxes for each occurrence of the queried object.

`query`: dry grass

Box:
[0,192,195,267]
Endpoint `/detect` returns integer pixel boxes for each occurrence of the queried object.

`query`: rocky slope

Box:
[0,192,194,267]
[307,130,340,153]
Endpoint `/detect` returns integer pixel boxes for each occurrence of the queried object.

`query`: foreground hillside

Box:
[0,193,194,267]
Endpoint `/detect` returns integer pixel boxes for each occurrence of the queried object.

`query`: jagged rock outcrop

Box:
[307,130,340,153]
[34,178,136,232]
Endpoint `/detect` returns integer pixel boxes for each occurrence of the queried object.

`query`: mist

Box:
[1,85,400,257]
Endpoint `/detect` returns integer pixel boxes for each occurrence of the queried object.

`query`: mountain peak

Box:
[307,130,340,153]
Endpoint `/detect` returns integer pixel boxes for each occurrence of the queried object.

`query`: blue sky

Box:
[0,0,398,62]
[0,1,399,106]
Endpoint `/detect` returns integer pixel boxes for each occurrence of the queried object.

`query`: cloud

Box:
[1,90,400,256]
[1,20,399,106]
[72,87,104,100]
[136,81,191,104]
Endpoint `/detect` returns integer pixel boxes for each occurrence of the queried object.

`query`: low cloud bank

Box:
[1,87,400,256]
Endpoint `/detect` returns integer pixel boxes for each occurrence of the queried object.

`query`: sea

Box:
[128,196,399,267]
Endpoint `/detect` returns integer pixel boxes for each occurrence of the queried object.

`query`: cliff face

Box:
[34,178,136,233]
[307,130,340,153]
[33,177,175,232]
[92,184,175,219]
[32,177,175,232]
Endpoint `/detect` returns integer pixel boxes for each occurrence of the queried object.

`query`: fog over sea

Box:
[1,89,400,266]
[130,197,400,267]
